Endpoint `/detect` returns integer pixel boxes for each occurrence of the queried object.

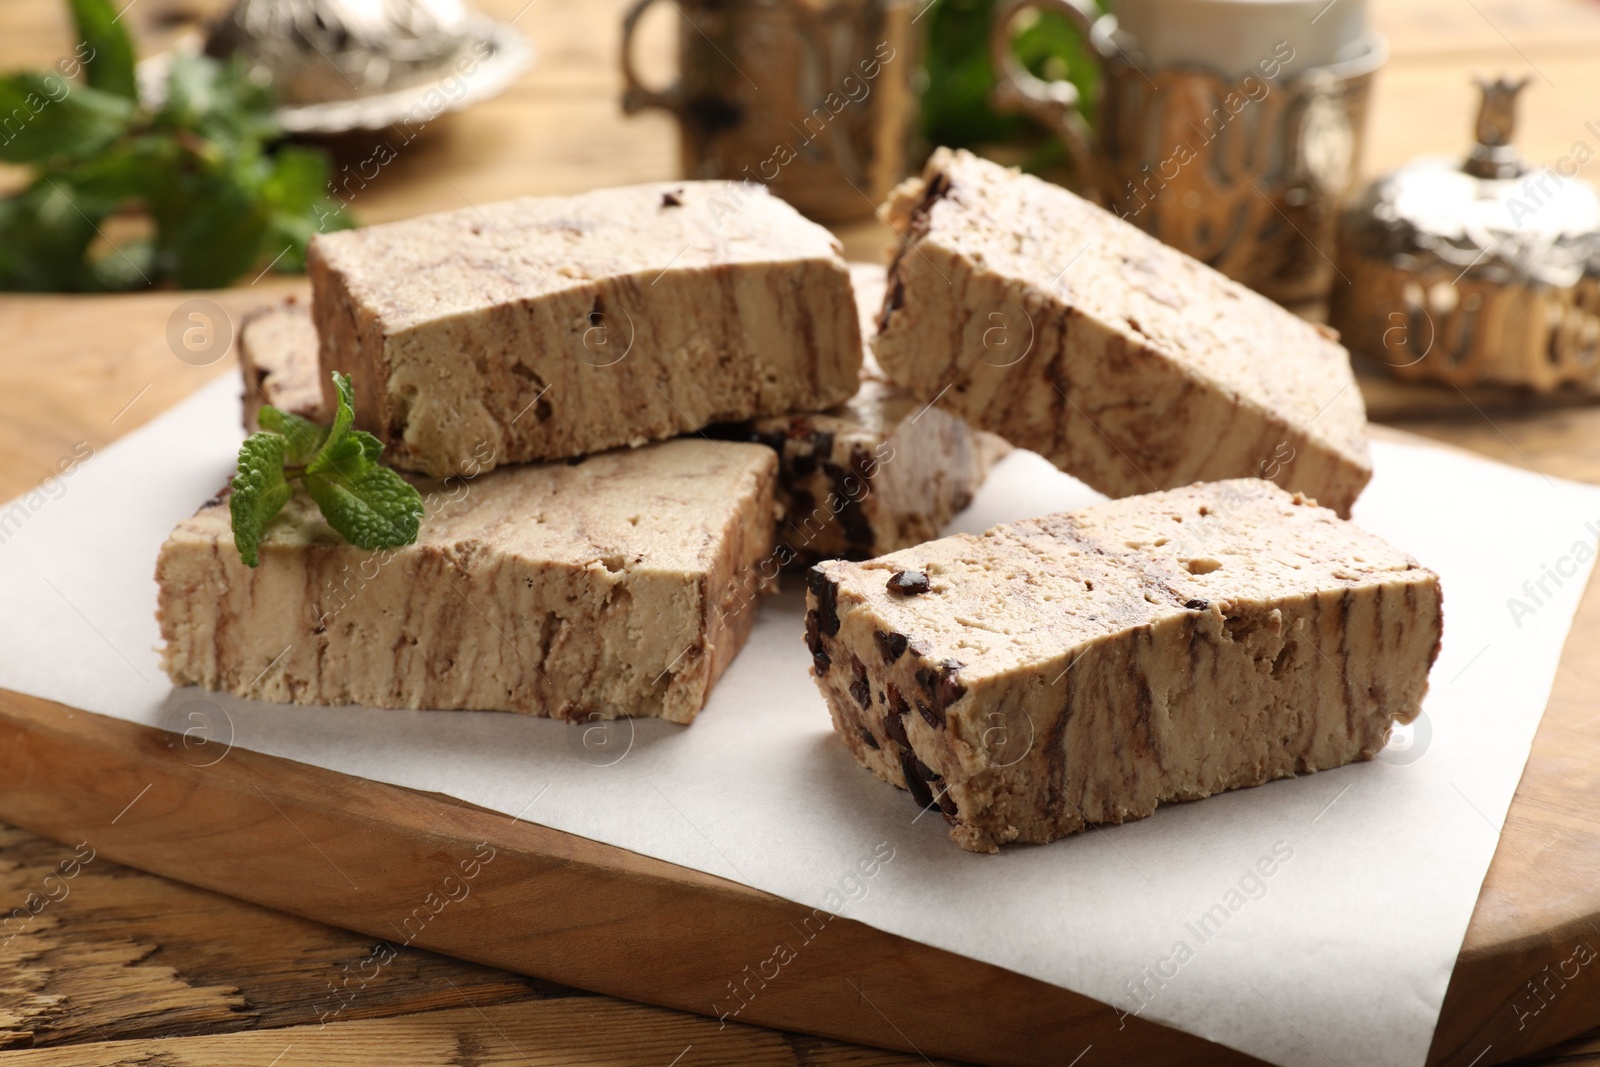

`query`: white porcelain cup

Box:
[1112,0,1369,76]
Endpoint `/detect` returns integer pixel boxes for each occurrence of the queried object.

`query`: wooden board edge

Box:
[1431,923,1600,1067]
[0,688,1266,1067]
[1427,543,1600,1066]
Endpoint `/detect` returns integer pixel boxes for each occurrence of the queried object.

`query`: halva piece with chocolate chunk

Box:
[713,264,1011,564]
[805,479,1442,851]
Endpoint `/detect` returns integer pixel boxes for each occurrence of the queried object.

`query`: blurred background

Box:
[3,0,1599,473]
[2,0,1593,260]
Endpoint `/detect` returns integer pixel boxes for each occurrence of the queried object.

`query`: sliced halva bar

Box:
[157,439,777,723]
[243,268,1011,565]
[874,148,1373,516]
[805,479,1442,851]
[712,264,1012,564]
[309,181,863,477]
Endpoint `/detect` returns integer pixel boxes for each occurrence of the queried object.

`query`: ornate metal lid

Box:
[204,0,471,104]
[1345,77,1600,290]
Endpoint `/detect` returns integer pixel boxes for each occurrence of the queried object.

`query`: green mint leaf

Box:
[305,428,366,479]
[67,0,138,101]
[349,430,384,463]
[230,431,292,567]
[0,180,101,291]
[89,236,153,290]
[64,136,172,201]
[158,53,276,145]
[303,464,423,552]
[0,74,134,164]
[300,372,422,551]
[229,374,422,561]
[158,166,272,289]
[262,145,332,213]
[300,371,358,478]
[158,52,217,126]
[259,145,349,272]
[257,405,328,465]
[0,30,350,293]
[324,371,356,450]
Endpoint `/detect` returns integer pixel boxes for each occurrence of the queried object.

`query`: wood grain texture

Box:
[0,690,1258,1067]
[0,1000,953,1067]
[0,832,947,1067]
[2,0,1600,1064]
[0,823,567,1050]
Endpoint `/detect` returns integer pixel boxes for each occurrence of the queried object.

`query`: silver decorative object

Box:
[990,0,1385,305]
[1329,78,1600,392]
[141,0,531,135]
[206,0,472,103]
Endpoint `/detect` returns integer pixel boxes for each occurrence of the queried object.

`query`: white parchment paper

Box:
[2,374,1598,1067]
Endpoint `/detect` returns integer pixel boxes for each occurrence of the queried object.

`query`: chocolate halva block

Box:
[713,264,1011,564]
[805,479,1442,851]
[157,440,777,723]
[727,377,1009,565]
[873,148,1373,516]
[244,268,1010,566]
[308,181,863,477]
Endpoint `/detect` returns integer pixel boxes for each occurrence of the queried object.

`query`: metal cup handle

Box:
[989,0,1108,198]
[620,0,683,115]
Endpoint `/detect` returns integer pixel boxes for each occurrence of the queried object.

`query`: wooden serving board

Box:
[1,290,1600,1067]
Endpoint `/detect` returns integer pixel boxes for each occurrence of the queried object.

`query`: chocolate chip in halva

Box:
[937,659,967,707]
[884,685,911,748]
[887,569,931,595]
[899,750,937,809]
[849,673,872,711]
[806,568,841,635]
[804,612,830,675]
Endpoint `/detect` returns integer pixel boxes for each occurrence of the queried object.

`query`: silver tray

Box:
[138,13,532,136]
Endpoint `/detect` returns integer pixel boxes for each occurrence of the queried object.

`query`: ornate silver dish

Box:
[139,1,531,136]
[1329,78,1600,392]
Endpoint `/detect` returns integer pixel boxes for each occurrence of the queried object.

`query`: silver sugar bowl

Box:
[1329,78,1600,392]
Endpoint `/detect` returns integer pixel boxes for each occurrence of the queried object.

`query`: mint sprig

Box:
[230,373,424,567]
[0,0,353,292]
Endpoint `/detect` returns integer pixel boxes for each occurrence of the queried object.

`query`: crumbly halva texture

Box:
[240,297,323,431]
[244,268,1010,565]
[873,148,1373,516]
[711,264,1011,564]
[309,181,863,477]
[157,439,778,723]
[805,479,1443,852]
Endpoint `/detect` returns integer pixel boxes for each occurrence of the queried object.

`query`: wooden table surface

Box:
[3,0,1600,1064]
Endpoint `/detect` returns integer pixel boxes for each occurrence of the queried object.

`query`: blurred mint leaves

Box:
[0,0,352,292]
[232,373,424,567]
[920,0,1103,174]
